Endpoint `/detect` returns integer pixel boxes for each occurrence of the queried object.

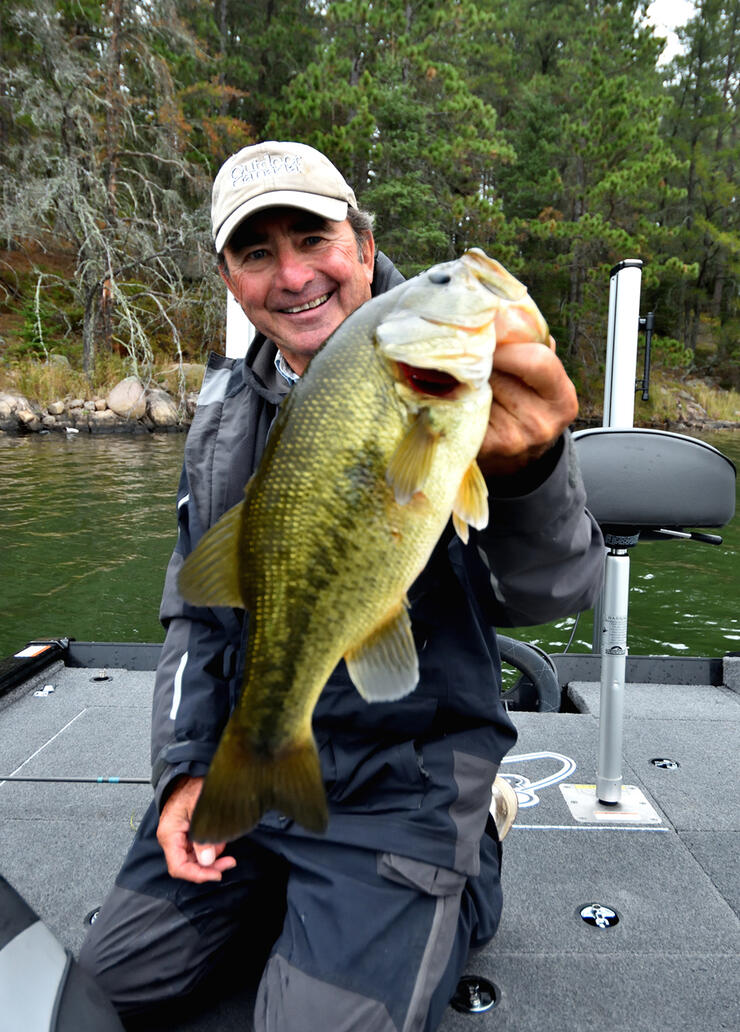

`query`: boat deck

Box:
[1,647,738,1032]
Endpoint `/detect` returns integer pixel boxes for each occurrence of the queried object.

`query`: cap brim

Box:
[214,191,350,252]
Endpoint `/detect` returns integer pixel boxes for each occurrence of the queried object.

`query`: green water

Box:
[0,429,738,661]
[0,433,186,656]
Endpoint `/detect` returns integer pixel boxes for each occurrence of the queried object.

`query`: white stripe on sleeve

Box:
[169,650,189,720]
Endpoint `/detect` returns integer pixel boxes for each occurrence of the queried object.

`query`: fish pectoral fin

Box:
[386,408,440,505]
[452,461,489,544]
[190,723,328,843]
[345,601,419,702]
[178,500,246,609]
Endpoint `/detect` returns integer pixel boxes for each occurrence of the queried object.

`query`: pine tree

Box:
[266,0,515,275]
[660,0,739,376]
[478,0,685,366]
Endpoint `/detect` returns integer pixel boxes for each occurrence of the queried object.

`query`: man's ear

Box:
[217,259,235,295]
[361,232,375,285]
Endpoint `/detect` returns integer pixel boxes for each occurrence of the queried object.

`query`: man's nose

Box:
[274,246,313,292]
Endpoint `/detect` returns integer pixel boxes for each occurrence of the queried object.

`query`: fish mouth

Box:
[398,362,461,398]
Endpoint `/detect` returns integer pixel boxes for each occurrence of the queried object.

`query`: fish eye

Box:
[429,271,451,285]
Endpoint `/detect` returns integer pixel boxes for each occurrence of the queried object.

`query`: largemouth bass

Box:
[179,248,549,843]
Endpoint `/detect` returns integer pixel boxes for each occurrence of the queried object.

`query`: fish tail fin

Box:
[190,726,328,843]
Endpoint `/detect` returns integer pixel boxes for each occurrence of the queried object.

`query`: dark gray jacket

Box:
[151,252,604,876]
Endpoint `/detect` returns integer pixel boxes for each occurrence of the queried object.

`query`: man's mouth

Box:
[281,292,332,314]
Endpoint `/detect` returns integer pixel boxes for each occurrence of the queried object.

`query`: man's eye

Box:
[304,235,324,246]
[243,248,267,262]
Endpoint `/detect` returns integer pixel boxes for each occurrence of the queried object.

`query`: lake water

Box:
[0,428,738,662]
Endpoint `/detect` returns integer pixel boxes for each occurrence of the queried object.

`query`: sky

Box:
[646,0,696,64]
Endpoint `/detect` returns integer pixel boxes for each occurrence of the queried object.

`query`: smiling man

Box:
[214,143,376,373]
[80,141,604,1032]
[219,207,374,372]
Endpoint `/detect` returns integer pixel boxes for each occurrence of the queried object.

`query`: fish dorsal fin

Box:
[178,500,246,609]
[386,408,440,505]
[452,461,489,544]
[345,601,419,702]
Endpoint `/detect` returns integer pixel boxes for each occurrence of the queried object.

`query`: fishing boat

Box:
[1,262,738,1031]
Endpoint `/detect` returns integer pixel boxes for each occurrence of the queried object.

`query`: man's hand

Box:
[478,339,578,478]
[156,775,236,883]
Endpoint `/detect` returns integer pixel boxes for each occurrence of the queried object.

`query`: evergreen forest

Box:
[0,0,737,416]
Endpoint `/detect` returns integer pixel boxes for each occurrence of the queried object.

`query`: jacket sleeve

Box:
[471,432,604,627]
[150,466,242,810]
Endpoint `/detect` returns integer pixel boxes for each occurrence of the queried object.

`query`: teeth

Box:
[283,293,330,314]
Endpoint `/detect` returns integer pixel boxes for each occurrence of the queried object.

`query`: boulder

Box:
[94,399,108,411]
[47,401,66,415]
[107,377,146,419]
[91,408,117,426]
[68,398,85,409]
[157,362,206,395]
[147,388,180,427]
[0,391,31,415]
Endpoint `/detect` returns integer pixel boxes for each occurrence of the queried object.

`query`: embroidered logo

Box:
[231,153,303,188]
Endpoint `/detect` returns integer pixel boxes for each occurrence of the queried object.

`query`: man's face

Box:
[221,208,375,375]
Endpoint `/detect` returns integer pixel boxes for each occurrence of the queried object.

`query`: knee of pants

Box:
[254,952,400,1032]
[78,886,220,1013]
[464,827,503,949]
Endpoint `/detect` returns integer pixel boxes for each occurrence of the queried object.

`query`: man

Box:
[80,141,604,1030]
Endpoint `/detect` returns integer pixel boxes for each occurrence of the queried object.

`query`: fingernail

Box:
[199,847,216,866]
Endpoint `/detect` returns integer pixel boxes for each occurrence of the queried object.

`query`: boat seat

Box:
[572,428,736,539]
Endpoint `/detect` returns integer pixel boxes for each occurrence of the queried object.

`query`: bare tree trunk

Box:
[82,280,99,378]
[102,0,125,358]
[567,260,582,357]
[218,0,228,116]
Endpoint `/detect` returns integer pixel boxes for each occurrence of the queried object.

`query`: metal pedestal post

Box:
[596,547,631,803]
[592,259,643,802]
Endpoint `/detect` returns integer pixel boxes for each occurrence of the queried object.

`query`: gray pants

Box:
[79,802,502,1032]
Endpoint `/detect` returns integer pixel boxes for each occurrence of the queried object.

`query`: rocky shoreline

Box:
[573,415,740,435]
[1,373,738,438]
[0,375,200,436]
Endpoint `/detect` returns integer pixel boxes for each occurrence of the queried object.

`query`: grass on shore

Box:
[634,370,740,425]
[0,353,131,406]
[0,354,206,407]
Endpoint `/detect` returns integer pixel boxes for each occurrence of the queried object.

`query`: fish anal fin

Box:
[190,724,328,843]
[345,601,419,702]
[386,408,440,506]
[452,511,469,544]
[453,462,489,542]
[178,500,246,609]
